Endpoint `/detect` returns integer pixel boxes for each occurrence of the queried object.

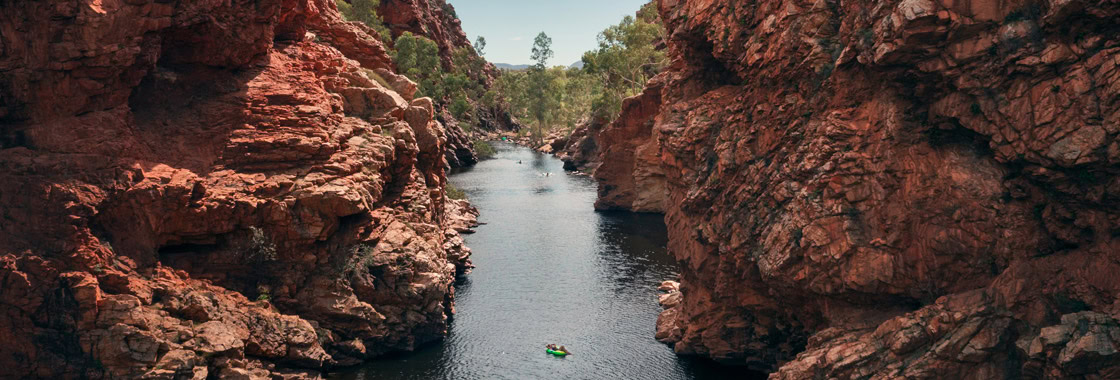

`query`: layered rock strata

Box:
[595,0,1120,377]
[0,0,476,377]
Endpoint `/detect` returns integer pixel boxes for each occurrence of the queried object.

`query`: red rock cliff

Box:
[379,0,468,69]
[594,0,1120,377]
[593,74,669,213]
[377,0,519,166]
[0,0,477,378]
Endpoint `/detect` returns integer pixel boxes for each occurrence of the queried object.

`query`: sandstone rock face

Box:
[0,0,475,377]
[436,107,479,168]
[596,0,1120,376]
[378,0,469,70]
[558,116,607,172]
[379,0,483,168]
[376,0,519,167]
[593,75,669,213]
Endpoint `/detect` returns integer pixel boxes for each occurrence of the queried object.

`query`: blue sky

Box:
[447,0,651,66]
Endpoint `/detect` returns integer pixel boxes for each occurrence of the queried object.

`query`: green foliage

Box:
[393,32,444,98]
[446,184,467,200]
[336,0,392,43]
[256,293,271,302]
[473,139,496,159]
[495,69,529,120]
[474,36,487,56]
[519,32,558,143]
[490,2,665,139]
[247,227,277,263]
[450,94,472,121]
[575,1,665,119]
[480,89,498,109]
[531,32,555,69]
[340,244,377,276]
[391,33,491,130]
[452,47,480,77]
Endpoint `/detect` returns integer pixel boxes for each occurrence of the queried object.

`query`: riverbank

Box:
[339,142,753,380]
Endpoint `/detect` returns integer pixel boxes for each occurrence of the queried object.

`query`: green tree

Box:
[393,32,444,99]
[553,67,600,130]
[335,0,392,43]
[581,1,666,119]
[530,32,554,69]
[452,46,486,91]
[527,32,556,144]
[474,36,487,56]
[489,1,665,138]
[450,94,472,124]
[337,2,498,134]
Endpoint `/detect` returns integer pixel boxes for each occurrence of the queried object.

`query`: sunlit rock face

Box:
[379,0,521,167]
[594,74,669,213]
[0,0,477,377]
[598,0,1120,376]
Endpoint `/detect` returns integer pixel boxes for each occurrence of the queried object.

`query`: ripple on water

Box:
[334,143,762,380]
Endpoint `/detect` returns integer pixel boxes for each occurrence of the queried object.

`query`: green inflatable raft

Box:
[546,348,570,357]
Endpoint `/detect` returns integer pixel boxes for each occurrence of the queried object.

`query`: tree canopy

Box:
[474,36,487,57]
[491,2,666,139]
[581,1,666,118]
[335,0,392,43]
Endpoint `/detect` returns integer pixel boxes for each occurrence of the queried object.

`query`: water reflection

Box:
[594,211,674,294]
[336,143,752,380]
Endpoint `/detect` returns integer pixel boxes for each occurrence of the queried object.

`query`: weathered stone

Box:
[592,0,1120,377]
[0,0,477,377]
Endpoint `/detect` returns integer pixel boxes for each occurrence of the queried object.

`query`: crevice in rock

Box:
[0,128,30,149]
[924,118,995,158]
[155,228,281,299]
[677,33,738,98]
[32,286,105,376]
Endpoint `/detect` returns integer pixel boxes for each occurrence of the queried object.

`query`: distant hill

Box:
[493,63,531,71]
[569,61,585,69]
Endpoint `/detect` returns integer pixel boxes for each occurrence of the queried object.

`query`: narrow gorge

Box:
[2,0,1119,379]
[561,0,1120,378]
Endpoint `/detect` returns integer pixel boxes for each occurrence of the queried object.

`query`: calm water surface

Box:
[338,143,751,380]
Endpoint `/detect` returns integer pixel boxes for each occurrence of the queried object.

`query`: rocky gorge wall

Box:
[378,0,521,168]
[592,74,669,213]
[591,0,1120,378]
[0,0,478,378]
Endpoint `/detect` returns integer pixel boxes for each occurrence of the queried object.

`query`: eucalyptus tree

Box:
[526,32,558,144]
[581,2,666,119]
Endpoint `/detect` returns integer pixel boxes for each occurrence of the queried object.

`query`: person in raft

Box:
[546,344,570,354]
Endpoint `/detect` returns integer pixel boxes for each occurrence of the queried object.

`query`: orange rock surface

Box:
[593,0,1120,377]
[0,0,476,377]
